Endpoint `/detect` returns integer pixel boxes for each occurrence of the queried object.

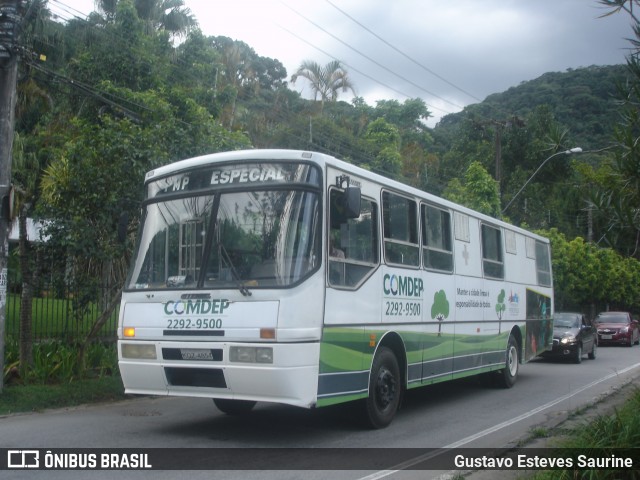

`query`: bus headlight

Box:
[230,346,273,364]
[121,343,157,359]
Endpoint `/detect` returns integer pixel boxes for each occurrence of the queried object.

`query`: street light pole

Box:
[501,147,582,215]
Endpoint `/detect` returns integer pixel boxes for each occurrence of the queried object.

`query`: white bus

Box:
[118,149,553,428]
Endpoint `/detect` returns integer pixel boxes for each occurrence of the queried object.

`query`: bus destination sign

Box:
[147,162,320,198]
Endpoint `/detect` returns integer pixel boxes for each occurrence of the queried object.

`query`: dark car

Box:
[543,312,597,363]
[595,311,640,347]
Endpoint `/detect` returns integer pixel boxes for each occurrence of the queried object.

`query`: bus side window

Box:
[382,192,419,267]
[481,224,504,279]
[421,203,453,272]
[329,189,378,287]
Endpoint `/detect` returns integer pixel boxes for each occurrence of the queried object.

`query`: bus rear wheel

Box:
[496,335,519,388]
[213,398,257,415]
[364,346,401,429]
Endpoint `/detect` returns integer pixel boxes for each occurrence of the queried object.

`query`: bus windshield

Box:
[127,188,321,290]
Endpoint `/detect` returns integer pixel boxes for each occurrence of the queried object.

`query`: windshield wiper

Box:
[219,243,252,297]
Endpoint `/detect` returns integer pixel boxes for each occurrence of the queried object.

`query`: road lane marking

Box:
[357,362,640,480]
[445,362,640,448]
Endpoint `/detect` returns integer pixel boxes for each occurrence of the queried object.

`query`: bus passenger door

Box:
[319,186,381,405]
[419,204,458,385]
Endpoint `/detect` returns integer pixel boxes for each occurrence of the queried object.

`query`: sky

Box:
[49,0,633,126]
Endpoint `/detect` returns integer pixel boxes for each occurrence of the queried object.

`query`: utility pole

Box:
[494,121,503,193]
[587,205,593,243]
[0,0,21,393]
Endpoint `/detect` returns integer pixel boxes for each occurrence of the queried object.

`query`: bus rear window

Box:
[535,240,552,286]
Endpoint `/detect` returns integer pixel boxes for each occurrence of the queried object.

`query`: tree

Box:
[36,88,249,369]
[363,118,402,177]
[589,1,640,256]
[431,290,449,336]
[496,290,506,320]
[372,98,432,149]
[290,60,355,113]
[11,0,58,377]
[95,0,196,37]
[443,161,501,217]
[537,228,640,313]
[10,134,44,376]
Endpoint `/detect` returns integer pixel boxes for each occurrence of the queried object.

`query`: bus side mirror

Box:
[344,186,361,219]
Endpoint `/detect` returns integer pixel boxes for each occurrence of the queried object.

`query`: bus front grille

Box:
[164,367,227,388]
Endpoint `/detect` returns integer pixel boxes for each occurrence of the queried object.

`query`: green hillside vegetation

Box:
[430,65,629,240]
[451,65,627,150]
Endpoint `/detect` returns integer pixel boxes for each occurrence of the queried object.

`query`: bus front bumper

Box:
[118,340,320,409]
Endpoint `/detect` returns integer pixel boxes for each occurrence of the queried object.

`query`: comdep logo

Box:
[383,274,424,297]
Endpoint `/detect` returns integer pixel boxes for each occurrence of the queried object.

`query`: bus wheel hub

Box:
[376,368,397,407]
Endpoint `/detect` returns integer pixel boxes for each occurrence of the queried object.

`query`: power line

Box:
[325,0,482,103]
[279,0,530,156]
[283,2,464,112]
[278,24,411,100]
[25,58,146,121]
[48,0,91,21]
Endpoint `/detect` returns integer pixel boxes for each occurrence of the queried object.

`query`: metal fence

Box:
[4,281,120,342]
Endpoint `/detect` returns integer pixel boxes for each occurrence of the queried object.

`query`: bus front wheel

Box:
[213,398,257,415]
[364,346,401,429]
[497,335,519,388]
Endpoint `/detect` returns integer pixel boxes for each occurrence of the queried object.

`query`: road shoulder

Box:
[459,375,640,480]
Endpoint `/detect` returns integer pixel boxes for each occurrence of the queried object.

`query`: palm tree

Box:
[290,60,355,113]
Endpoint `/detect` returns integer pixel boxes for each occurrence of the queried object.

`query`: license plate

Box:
[180,349,214,361]
[601,335,613,340]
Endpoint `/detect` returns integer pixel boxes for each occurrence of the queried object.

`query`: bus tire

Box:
[364,346,401,429]
[497,335,519,389]
[213,398,257,415]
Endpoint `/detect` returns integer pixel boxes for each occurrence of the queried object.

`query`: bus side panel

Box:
[477,278,519,369]
[317,326,370,406]
[449,217,500,378]
[318,270,382,406]
[420,273,455,385]
[451,275,490,377]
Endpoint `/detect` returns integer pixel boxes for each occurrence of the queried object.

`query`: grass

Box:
[1,291,124,415]
[529,427,550,439]
[0,375,127,416]
[529,388,640,480]
[1,339,125,416]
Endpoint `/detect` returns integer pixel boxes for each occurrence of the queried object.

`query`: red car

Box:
[595,311,640,346]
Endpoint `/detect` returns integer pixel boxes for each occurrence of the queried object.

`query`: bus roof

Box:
[144,149,549,244]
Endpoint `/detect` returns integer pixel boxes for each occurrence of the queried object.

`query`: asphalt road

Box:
[1,344,639,480]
